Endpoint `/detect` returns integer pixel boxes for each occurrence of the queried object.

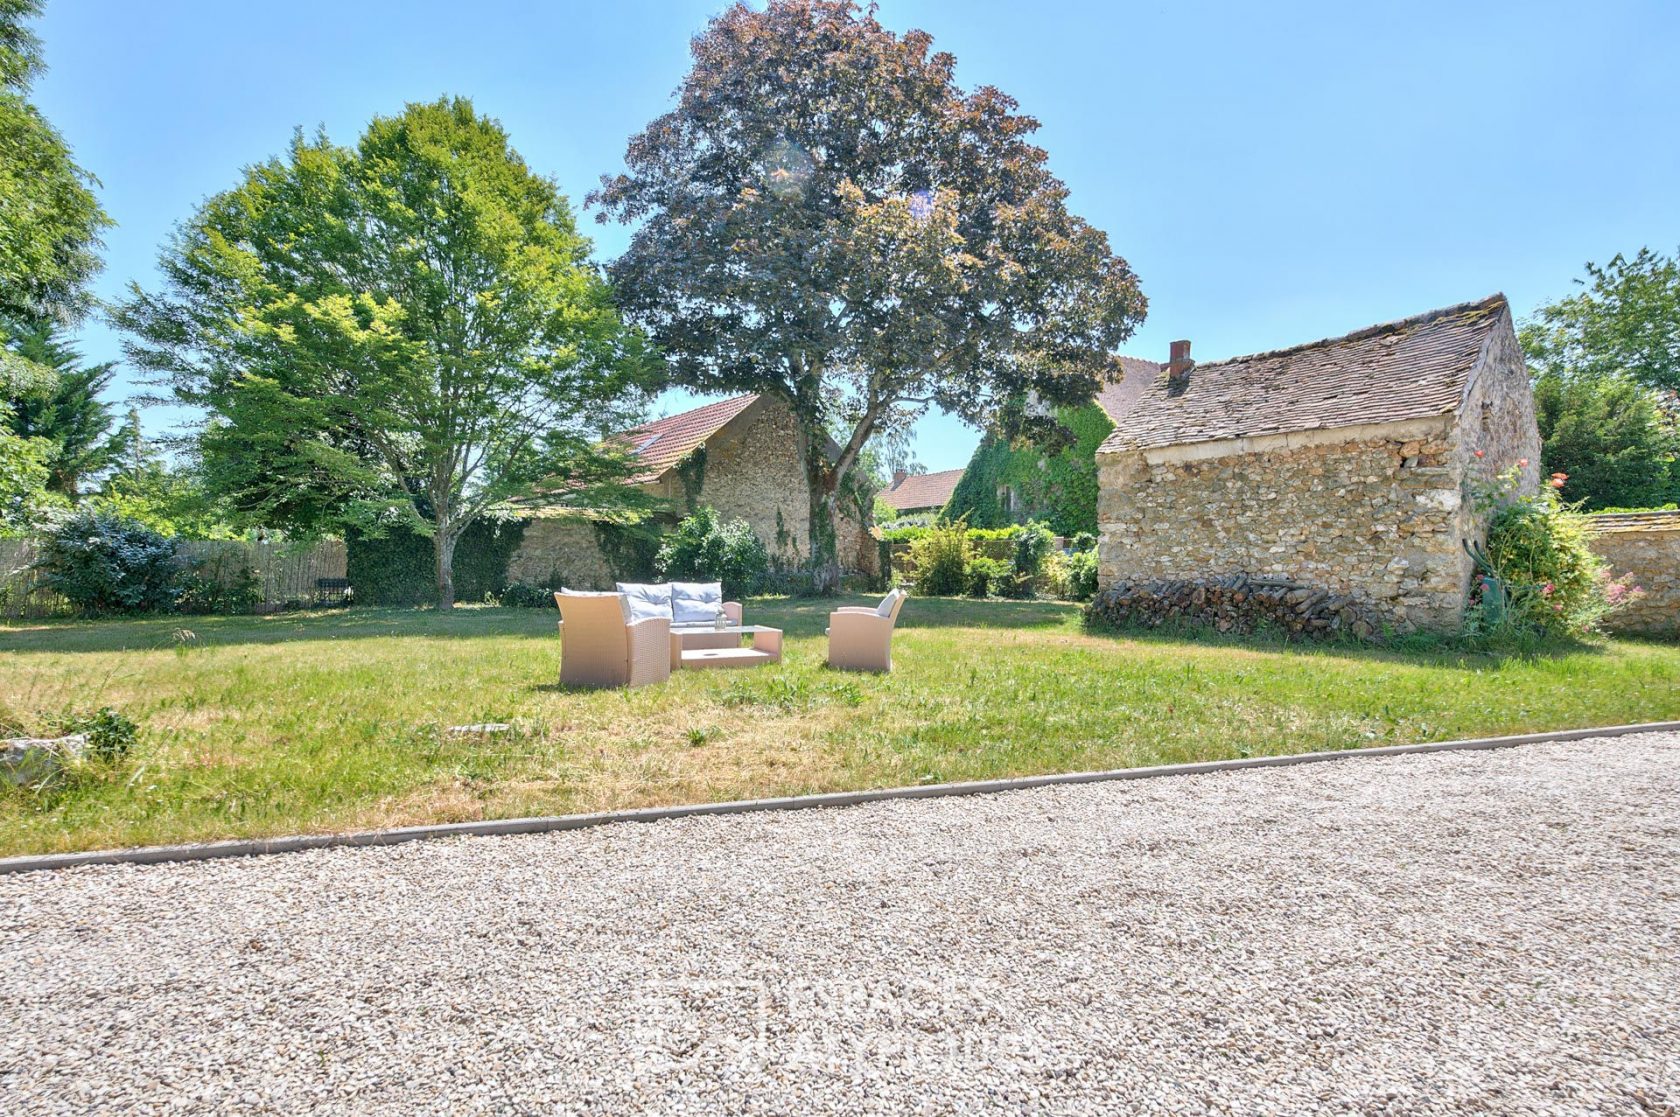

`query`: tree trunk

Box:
[434,527,457,611]
[799,427,842,595]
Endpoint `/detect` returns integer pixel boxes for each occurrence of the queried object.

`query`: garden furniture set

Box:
[554,582,906,688]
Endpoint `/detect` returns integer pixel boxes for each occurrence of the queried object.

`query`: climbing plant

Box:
[943,403,1115,535]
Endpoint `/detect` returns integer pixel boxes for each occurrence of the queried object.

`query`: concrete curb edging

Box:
[4,720,1678,876]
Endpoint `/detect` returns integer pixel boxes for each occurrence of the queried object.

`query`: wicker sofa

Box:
[616,581,743,652]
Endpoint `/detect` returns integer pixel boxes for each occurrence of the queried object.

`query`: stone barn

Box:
[509,394,875,589]
[1095,295,1542,631]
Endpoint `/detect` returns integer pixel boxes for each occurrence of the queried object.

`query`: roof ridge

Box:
[628,392,760,434]
[1193,294,1508,372]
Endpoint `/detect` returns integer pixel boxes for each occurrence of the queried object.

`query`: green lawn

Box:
[2,597,1677,856]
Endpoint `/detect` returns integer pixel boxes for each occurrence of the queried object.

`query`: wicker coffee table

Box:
[669,625,783,670]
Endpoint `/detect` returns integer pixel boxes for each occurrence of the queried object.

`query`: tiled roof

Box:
[879,467,966,513]
[1093,355,1162,423]
[1097,295,1510,455]
[1584,509,1680,535]
[618,394,760,483]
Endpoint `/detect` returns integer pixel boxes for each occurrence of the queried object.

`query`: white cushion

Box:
[616,582,672,624]
[875,589,902,618]
[670,581,724,624]
[560,590,632,624]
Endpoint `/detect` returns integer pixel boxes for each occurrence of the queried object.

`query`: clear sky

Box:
[29,0,1680,473]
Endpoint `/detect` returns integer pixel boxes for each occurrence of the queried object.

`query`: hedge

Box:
[346,519,528,606]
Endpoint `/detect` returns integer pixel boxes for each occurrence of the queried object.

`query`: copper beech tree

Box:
[592,0,1146,589]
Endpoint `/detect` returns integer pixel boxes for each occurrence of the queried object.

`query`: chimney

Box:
[892,469,908,487]
[1166,339,1194,381]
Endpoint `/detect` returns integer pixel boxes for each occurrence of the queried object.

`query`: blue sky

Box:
[30,0,1680,473]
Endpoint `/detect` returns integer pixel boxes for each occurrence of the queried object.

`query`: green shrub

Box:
[175,554,260,615]
[36,511,180,614]
[909,521,970,596]
[655,507,770,599]
[966,555,1010,598]
[1064,548,1099,601]
[1011,519,1055,578]
[1467,465,1640,638]
[498,581,559,608]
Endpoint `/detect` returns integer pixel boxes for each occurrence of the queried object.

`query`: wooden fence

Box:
[0,537,347,619]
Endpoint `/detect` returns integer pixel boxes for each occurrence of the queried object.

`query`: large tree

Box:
[117,98,655,608]
[1521,248,1679,394]
[1531,371,1677,510]
[1520,248,1680,511]
[2,318,121,497]
[591,0,1145,588]
[0,355,59,534]
[0,0,110,332]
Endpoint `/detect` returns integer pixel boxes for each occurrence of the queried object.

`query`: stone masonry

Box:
[509,396,874,590]
[1096,297,1541,632]
[1587,512,1680,639]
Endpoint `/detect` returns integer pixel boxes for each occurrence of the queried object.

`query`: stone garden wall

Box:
[1587,511,1680,639]
[505,518,617,591]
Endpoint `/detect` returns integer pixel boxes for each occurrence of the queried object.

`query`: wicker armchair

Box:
[555,591,672,689]
[826,589,907,672]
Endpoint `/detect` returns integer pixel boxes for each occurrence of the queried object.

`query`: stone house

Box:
[508,394,875,589]
[1095,295,1542,631]
[877,467,966,519]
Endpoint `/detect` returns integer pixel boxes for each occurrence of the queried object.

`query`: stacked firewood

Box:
[1084,573,1385,641]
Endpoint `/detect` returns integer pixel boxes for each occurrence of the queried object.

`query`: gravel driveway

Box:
[3,734,1678,1116]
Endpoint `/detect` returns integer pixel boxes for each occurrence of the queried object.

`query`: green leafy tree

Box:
[1520,248,1680,510]
[1531,371,1677,510]
[116,98,655,608]
[591,0,1145,590]
[0,0,111,330]
[1521,248,1679,393]
[2,319,121,497]
[0,352,61,532]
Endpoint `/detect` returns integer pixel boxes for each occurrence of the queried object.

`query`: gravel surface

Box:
[3,734,1678,1116]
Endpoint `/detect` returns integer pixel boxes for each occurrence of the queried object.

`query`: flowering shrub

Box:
[1466,465,1640,638]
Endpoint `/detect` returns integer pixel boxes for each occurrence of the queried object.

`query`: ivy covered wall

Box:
[943,403,1115,536]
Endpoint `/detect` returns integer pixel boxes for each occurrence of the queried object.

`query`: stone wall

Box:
[650,396,875,575]
[1094,310,1542,633]
[506,396,877,589]
[506,518,617,591]
[1588,512,1680,639]
[1097,420,1473,631]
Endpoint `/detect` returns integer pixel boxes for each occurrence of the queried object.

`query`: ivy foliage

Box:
[943,403,1115,535]
[347,519,527,606]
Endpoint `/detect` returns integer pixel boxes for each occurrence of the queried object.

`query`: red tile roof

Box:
[879,467,966,513]
[1097,295,1510,455]
[618,394,760,483]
